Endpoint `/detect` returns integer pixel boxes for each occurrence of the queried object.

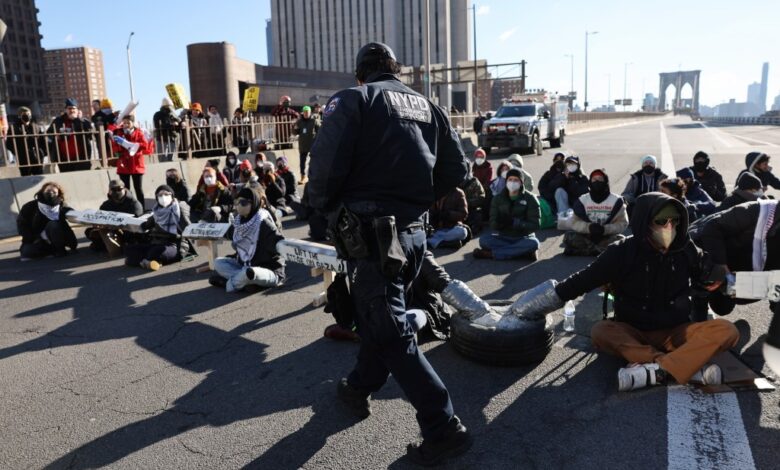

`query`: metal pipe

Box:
[473,3,478,111]
[584,30,598,112]
[126,32,136,102]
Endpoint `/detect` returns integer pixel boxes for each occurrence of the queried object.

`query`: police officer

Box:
[308,42,472,466]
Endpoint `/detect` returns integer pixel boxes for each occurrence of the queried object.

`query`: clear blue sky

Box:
[37,0,779,120]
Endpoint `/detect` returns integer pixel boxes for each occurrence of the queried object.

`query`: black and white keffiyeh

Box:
[233,208,270,265]
[37,201,61,221]
[153,201,181,235]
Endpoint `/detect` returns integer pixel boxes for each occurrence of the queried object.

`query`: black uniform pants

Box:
[346,226,455,440]
[119,174,145,211]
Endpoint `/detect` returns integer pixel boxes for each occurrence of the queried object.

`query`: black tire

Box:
[483,146,492,155]
[550,130,564,148]
[534,133,543,156]
[449,300,554,366]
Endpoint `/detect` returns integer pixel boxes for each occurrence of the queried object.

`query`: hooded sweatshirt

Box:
[737,152,780,190]
[556,192,704,331]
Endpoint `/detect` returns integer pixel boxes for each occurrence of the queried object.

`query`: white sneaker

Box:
[689,364,722,385]
[617,363,666,392]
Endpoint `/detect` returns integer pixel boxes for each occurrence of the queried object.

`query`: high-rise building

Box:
[759,62,769,113]
[491,79,525,109]
[747,82,762,107]
[42,47,107,120]
[269,0,472,110]
[0,0,49,114]
[772,93,780,112]
[265,19,274,66]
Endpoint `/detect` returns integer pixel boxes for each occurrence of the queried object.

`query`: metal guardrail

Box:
[1,115,300,175]
[706,116,780,126]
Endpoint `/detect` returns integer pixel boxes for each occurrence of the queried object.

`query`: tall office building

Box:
[42,47,107,119]
[269,0,473,110]
[759,62,769,113]
[747,82,762,107]
[0,0,49,114]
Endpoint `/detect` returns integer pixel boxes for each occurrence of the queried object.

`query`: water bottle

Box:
[563,300,576,333]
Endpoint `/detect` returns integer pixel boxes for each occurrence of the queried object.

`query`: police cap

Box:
[355,42,397,70]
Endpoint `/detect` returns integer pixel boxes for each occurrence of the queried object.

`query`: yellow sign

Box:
[242,86,260,113]
[165,83,190,110]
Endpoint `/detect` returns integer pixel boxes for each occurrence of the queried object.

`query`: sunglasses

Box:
[110,188,124,193]
[236,198,252,207]
[653,217,680,227]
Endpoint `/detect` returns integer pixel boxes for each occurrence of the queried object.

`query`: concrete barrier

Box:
[10,170,112,216]
[0,178,19,237]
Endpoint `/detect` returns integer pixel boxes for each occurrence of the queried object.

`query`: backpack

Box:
[538,198,557,229]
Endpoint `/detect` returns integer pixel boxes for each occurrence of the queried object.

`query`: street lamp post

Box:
[126,32,136,102]
[564,54,574,110]
[472,3,478,112]
[584,30,598,112]
[606,73,611,110]
[623,62,633,112]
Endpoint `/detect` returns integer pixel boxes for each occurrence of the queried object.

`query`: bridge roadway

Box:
[0,116,778,469]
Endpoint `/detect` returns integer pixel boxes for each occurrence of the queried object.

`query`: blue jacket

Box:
[307,73,469,222]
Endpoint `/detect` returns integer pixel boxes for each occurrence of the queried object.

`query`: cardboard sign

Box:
[276,239,346,274]
[165,83,190,110]
[734,271,780,301]
[242,86,260,113]
[66,209,131,227]
[182,223,230,240]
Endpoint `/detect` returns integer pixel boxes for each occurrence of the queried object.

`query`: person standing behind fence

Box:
[293,105,320,184]
[207,105,225,155]
[230,108,251,154]
[153,98,181,162]
[47,98,95,172]
[91,98,118,129]
[113,115,149,211]
[271,95,299,150]
[6,106,46,176]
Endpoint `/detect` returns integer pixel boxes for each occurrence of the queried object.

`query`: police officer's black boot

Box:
[337,378,371,419]
[406,415,473,467]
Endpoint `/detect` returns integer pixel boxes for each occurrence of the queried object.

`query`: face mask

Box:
[166,177,178,186]
[501,170,508,179]
[227,158,237,167]
[101,108,112,115]
[21,114,31,123]
[651,225,676,250]
[475,158,486,166]
[204,176,216,186]
[506,181,522,193]
[754,189,765,198]
[123,128,132,135]
[157,195,173,207]
[42,191,59,205]
[590,181,608,194]
[566,164,579,173]
[693,161,708,172]
[642,166,656,175]
[554,161,564,170]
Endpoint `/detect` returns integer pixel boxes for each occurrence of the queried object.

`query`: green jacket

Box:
[489,189,540,238]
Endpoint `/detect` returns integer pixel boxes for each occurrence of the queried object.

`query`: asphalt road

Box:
[1,116,778,469]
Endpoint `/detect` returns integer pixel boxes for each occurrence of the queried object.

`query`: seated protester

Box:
[165,168,190,204]
[222,152,242,184]
[17,182,78,259]
[690,151,726,202]
[699,199,780,319]
[737,151,780,191]
[275,155,299,204]
[188,167,233,222]
[538,152,567,211]
[659,178,700,223]
[428,187,470,249]
[459,168,486,232]
[259,161,291,215]
[86,179,144,253]
[253,152,268,175]
[513,192,739,391]
[717,172,765,212]
[473,168,541,260]
[209,188,286,293]
[621,155,668,213]
[472,148,493,191]
[554,155,589,217]
[676,168,716,216]
[196,158,230,188]
[562,169,628,256]
[506,153,535,192]
[125,185,192,270]
[489,160,512,196]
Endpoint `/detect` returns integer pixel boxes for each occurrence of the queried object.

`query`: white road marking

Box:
[700,122,777,148]
[660,123,756,469]
[698,122,738,148]
[667,387,756,470]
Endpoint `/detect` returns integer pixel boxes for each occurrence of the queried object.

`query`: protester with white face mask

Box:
[125,185,192,271]
[209,188,286,293]
[553,155,589,219]
[507,192,737,392]
[473,169,541,260]
[488,160,511,196]
[188,167,233,222]
[471,148,493,191]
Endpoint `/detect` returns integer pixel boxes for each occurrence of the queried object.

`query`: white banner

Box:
[276,239,346,273]
[182,223,230,240]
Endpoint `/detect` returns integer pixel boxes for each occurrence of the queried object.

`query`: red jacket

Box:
[473,161,493,190]
[112,128,149,175]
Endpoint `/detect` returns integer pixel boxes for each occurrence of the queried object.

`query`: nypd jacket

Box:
[307,73,469,222]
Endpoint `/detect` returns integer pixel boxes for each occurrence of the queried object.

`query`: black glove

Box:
[588,223,605,243]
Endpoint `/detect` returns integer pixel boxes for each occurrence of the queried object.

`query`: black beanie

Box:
[155,184,174,196]
[506,168,523,181]
[693,151,709,163]
[737,172,762,191]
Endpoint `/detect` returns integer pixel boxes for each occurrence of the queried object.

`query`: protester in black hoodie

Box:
[622,155,668,216]
[209,187,286,292]
[223,152,241,184]
[737,152,780,191]
[689,151,726,202]
[165,168,191,204]
[17,182,77,259]
[718,172,764,213]
[508,192,738,392]
[85,179,144,253]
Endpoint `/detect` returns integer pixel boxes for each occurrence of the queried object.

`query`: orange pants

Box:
[591,319,739,384]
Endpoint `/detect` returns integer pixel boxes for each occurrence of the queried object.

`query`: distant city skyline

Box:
[32,0,780,121]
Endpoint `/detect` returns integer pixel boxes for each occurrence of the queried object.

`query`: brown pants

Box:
[591,319,739,384]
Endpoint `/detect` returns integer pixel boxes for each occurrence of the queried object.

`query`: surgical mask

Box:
[651,224,676,250]
[755,189,765,198]
[642,166,656,175]
[157,194,173,207]
[501,170,508,179]
[566,164,578,173]
[475,158,486,166]
[693,161,708,172]
[101,108,112,115]
[123,127,132,135]
[506,181,522,193]
[204,176,216,186]
[227,158,237,167]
